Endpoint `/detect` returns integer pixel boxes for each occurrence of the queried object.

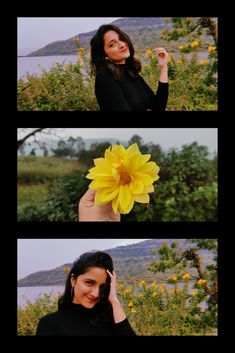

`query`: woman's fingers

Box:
[153,47,167,57]
[107,269,116,280]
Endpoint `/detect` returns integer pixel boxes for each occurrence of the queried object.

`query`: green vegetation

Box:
[17,17,217,111]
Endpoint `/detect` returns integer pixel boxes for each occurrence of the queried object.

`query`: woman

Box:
[36,251,135,335]
[90,24,168,111]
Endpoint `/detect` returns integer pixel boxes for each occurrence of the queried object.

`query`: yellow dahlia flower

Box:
[86,143,160,214]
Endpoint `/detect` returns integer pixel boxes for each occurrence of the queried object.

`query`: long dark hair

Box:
[90,24,141,80]
[58,251,114,325]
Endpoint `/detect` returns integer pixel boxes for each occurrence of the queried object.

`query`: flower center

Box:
[119,171,131,185]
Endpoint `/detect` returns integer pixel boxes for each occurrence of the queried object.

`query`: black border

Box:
[14,9,226,344]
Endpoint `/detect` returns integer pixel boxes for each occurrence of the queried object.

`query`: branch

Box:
[17,128,46,149]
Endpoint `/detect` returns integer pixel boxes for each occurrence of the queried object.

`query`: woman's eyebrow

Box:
[107,39,117,45]
[84,277,96,283]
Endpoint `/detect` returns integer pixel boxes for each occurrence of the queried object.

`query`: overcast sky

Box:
[17,17,121,54]
[18,128,218,154]
[17,239,149,279]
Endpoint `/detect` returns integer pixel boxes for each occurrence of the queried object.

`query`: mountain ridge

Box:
[26,17,172,57]
[18,239,214,287]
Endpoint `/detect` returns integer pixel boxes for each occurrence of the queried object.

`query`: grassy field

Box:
[17,156,87,207]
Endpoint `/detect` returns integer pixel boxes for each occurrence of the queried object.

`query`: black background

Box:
[9,2,229,347]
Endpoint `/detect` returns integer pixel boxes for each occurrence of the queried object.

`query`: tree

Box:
[149,239,218,327]
[17,128,60,150]
[17,128,46,149]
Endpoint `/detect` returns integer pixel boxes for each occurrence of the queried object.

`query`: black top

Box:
[95,65,169,111]
[36,304,136,336]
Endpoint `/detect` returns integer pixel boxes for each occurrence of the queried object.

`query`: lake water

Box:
[17,55,78,81]
[18,282,207,310]
[17,52,209,81]
[17,285,64,308]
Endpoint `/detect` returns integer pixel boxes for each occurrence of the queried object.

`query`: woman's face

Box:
[104,30,130,64]
[71,267,108,309]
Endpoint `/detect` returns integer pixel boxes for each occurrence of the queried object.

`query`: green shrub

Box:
[17,293,59,336]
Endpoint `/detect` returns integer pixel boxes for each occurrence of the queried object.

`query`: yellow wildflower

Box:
[130,308,137,313]
[152,281,158,289]
[182,273,191,280]
[178,45,184,50]
[191,290,198,297]
[78,48,85,56]
[86,143,160,214]
[197,279,207,285]
[128,301,134,308]
[159,284,166,293]
[152,291,158,297]
[168,54,173,64]
[200,59,207,65]
[190,40,200,48]
[139,280,147,287]
[208,45,216,52]
[145,49,153,56]
[171,276,178,281]
[73,36,79,45]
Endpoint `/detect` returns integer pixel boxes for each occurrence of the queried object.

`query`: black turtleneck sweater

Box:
[95,65,168,111]
[36,304,136,336]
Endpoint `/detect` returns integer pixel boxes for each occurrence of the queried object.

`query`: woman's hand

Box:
[153,47,168,83]
[78,189,121,221]
[153,47,168,68]
[106,269,119,305]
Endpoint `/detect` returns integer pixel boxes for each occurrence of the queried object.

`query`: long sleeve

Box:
[113,318,136,336]
[140,77,169,111]
[95,68,132,111]
[36,316,58,336]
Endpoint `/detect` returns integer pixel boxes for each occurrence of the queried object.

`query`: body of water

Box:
[17,52,210,81]
[17,285,64,308]
[17,55,78,81]
[17,281,207,310]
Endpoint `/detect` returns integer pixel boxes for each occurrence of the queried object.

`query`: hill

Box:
[27,17,173,57]
[18,239,215,286]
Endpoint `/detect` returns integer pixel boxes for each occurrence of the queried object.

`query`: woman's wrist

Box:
[110,297,120,306]
[159,65,168,83]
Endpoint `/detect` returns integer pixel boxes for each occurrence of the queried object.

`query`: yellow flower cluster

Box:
[191,290,198,297]
[145,49,153,56]
[197,279,207,285]
[208,45,216,52]
[73,36,79,45]
[182,273,191,280]
[190,40,200,48]
[200,59,208,65]
[178,45,184,50]
[139,280,147,287]
[151,281,158,289]
[177,55,187,64]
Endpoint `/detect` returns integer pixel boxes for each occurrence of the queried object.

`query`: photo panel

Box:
[17,127,218,223]
[17,16,218,113]
[17,237,218,336]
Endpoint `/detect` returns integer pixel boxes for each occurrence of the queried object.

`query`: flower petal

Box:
[99,187,120,203]
[119,185,132,213]
[132,172,154,186]
[134,193,150,203]
[129,180,144,195]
